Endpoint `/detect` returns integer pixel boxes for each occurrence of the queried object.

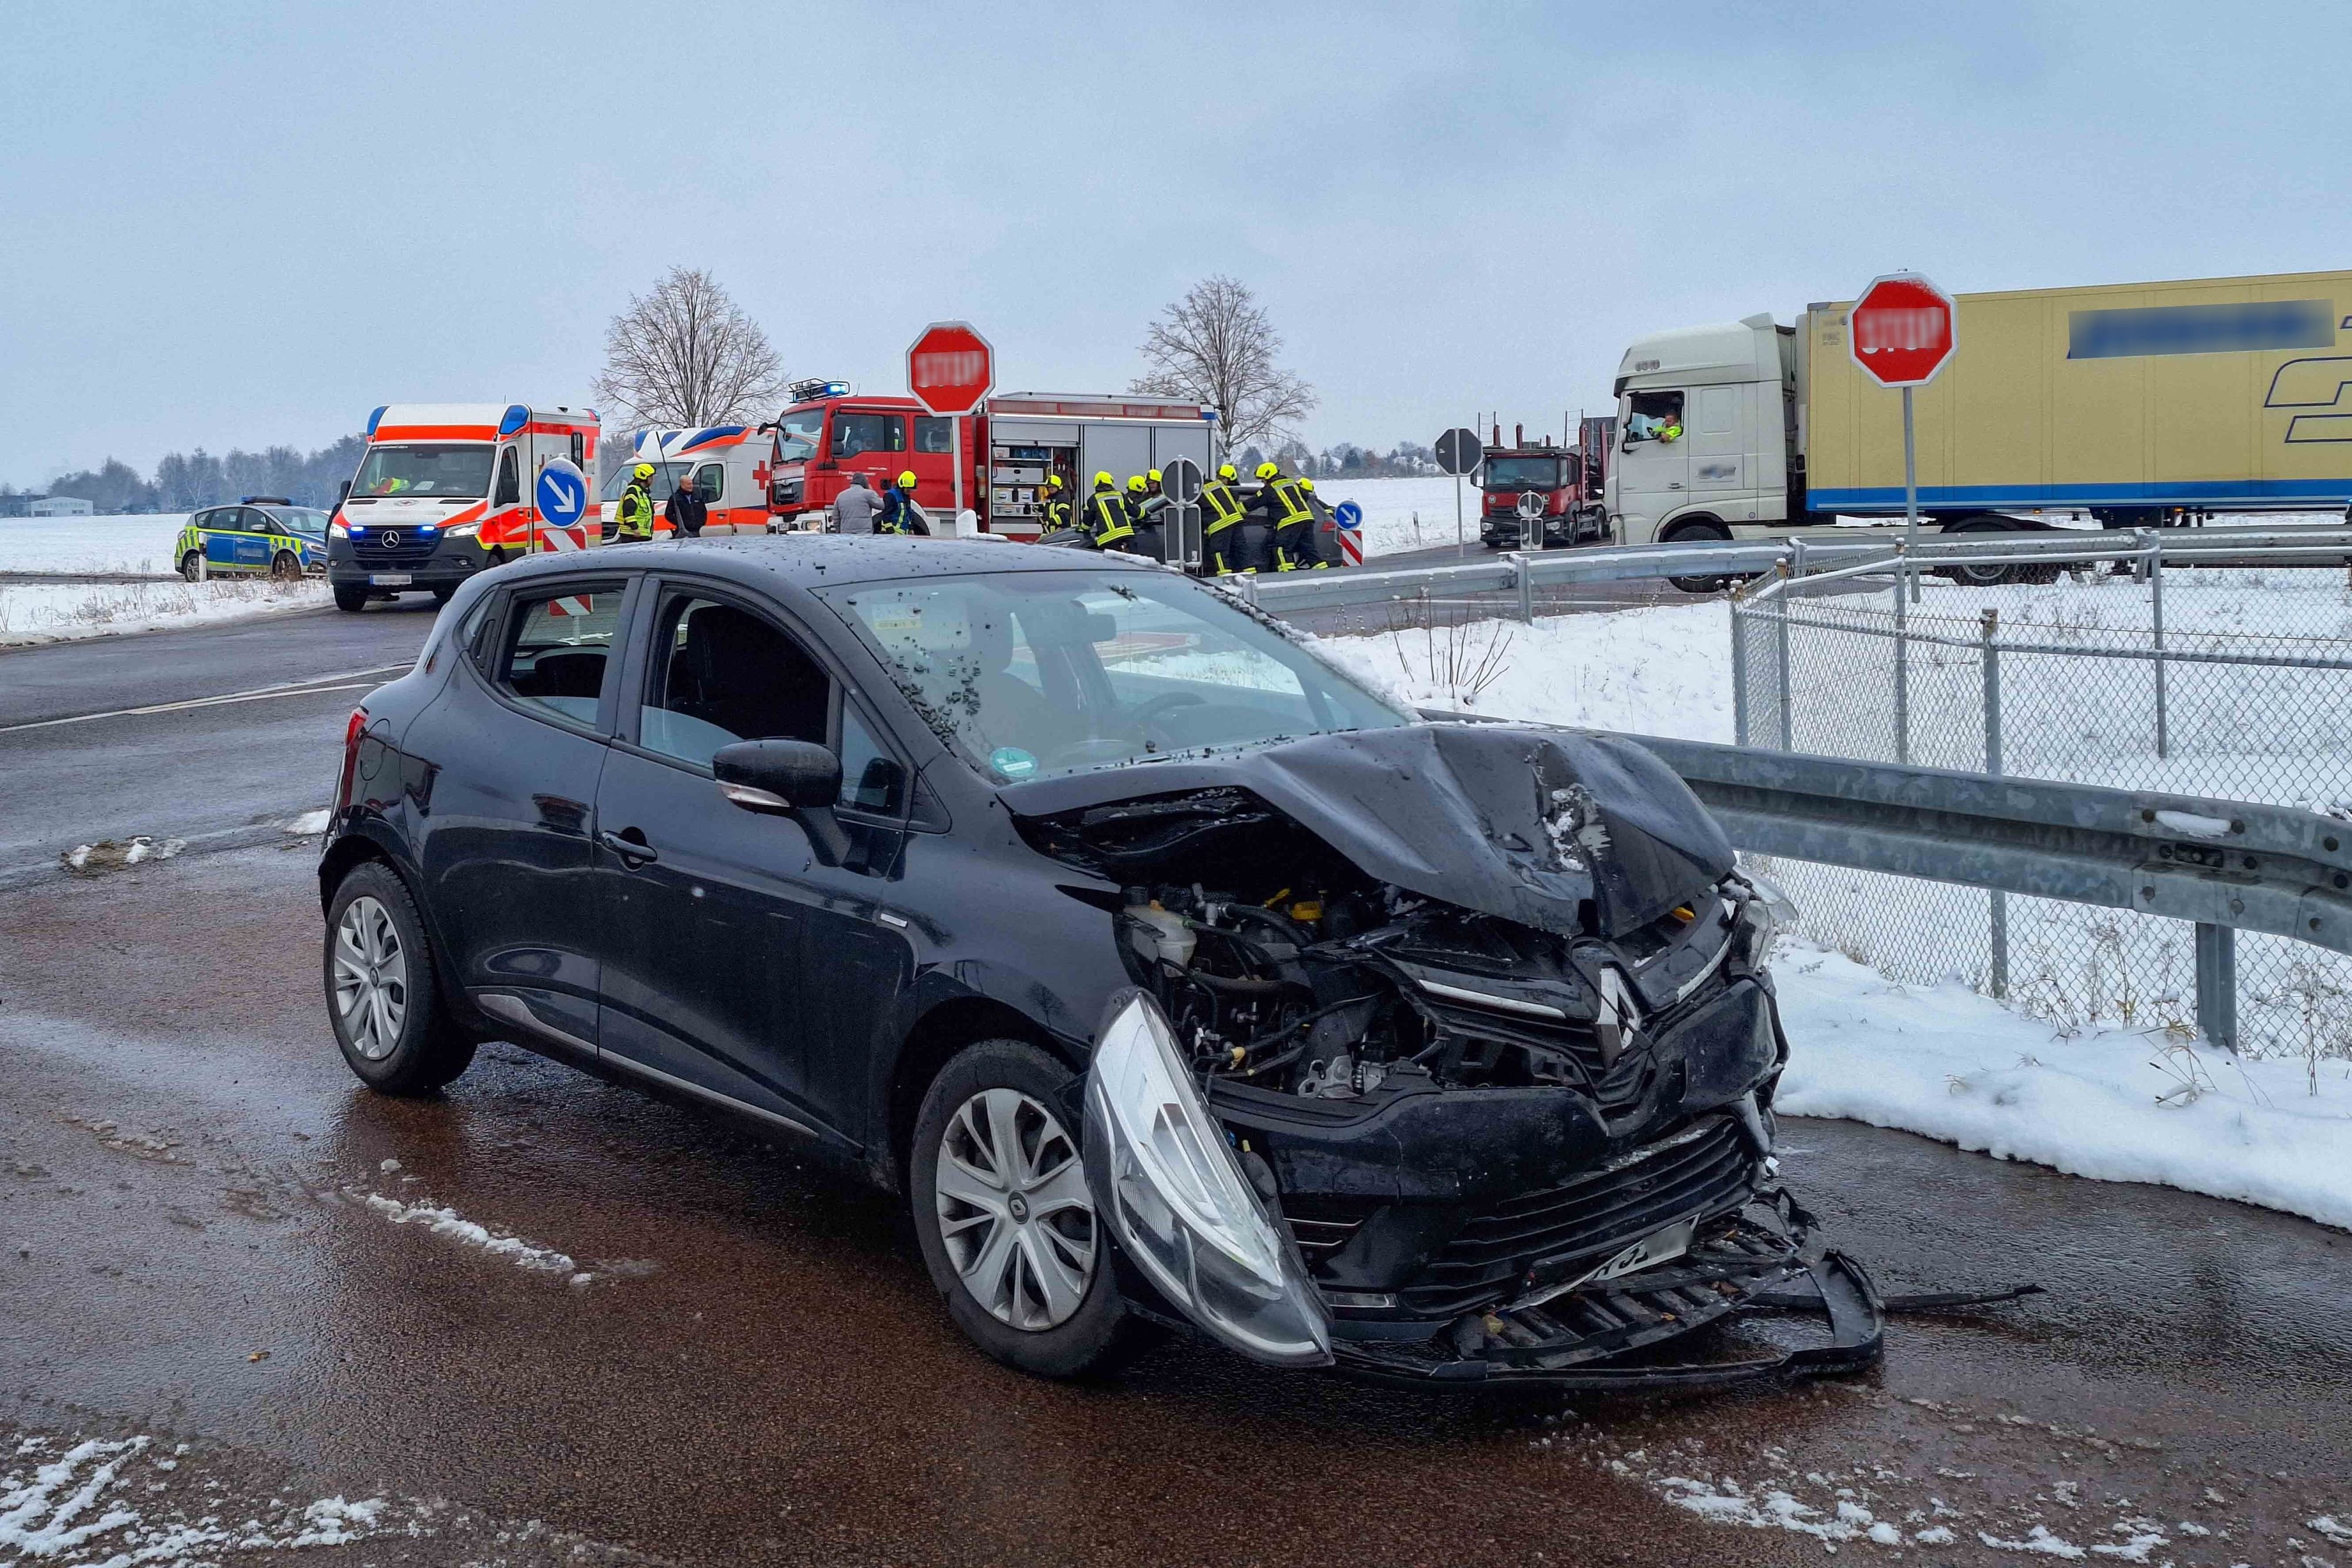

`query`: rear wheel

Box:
[1939,517,2059,586]
[179,550,203,583]
[430,584,456,606]
[332,583,369,612]
[1663,520,1732,593]
[910,1039,1160,1378]
[323,861,475,1095]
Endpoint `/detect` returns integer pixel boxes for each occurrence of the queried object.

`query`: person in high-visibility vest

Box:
[1201,462,1247,574]
[1084,472,1135,551]
[1294,477,1334,569]
[1251,462,1315,570]
[615,463,656,542]
[1040,473,1070,531]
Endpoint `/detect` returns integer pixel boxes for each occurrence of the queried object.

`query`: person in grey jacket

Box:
[833,472,886,534]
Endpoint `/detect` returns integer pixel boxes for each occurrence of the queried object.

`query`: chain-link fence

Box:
[1733,536,2352,1064]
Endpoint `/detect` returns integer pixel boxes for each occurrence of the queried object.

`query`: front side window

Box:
[913,416,952,455]
[353,443,495,498]
[692,462,723,502]
[820,570,1411,784]
[774,407,825,462]
[494,446,521,507]
[598,460,687,503]
[639,594,831,769]
[495,589,622,726]
[831,413,906,459]
[1623,391,1684,443]
[262,506,329,537]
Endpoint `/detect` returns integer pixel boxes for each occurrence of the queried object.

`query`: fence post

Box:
[1892,544,1910,764]
[1790,536,1808,583]
[2195,922,2237,1052]
[1775,570,1794,753]
[2144,529,2170,760]
[1511,551,1533,623]
[1982,607,2008,998]
[1730,579,1751,747]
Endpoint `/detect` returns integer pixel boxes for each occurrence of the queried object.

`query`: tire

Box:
[1937,518,2058,586]
[323,861,475,1095]
[180,550,203,583]
[332,583,369,612]
[1663,520,1732,593]
[910,1039,1161,1379]
[430,584,456,606]
[271,551,302,580]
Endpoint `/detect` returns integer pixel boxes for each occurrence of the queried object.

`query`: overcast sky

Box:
[5,1,2347,482]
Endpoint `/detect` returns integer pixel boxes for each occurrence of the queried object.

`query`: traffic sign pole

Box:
[1845,273,1956,607]
[1903,385,1919,601]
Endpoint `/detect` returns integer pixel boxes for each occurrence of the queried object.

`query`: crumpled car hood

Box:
[999,723,1734,939]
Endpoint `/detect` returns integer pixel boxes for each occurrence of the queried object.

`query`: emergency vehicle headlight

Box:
[499,404,529,436]
[445,521,480,539]
[329,520,349,538]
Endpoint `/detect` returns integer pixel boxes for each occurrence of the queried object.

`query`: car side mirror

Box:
[338,479,352,504]
[713,738,851,865]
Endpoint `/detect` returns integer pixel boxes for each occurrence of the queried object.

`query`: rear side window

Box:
[496,589,623,726]
[831,413,906,458]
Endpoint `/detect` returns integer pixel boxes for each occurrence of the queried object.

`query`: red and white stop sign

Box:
[1847,273,1956,387]
[906,322,994,416]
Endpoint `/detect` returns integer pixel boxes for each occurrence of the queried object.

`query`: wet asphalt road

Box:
[3,583,2349,1566]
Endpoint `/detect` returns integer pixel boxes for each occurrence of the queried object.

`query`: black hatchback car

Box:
[319,536,1880,1387]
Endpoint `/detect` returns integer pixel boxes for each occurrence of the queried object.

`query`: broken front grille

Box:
[1396,1114,1760,1318]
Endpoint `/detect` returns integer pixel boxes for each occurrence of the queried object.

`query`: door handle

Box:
[1667,482,1684,489]
[599,828,659,865]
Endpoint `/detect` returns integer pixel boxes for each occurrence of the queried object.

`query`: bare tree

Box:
[1129,275,1317,462]
[592,266,785,429]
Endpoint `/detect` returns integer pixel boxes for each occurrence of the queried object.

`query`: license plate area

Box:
[369,573,413,586]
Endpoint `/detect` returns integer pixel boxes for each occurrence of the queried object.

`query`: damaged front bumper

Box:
[1328,1191,1885,1390]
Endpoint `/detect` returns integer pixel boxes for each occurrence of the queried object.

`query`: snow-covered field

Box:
[0,511,189,575]
[0,575,328,646]
[1311,604,2352,1232]
[1311,476,1476,557]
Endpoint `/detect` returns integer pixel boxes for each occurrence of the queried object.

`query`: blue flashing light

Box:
[365,406,387,438]
[499,403,529,436]
[823,380,849,397]
[1202,409,1219,422]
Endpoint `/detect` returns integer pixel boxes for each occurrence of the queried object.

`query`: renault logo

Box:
[382,531,401,549]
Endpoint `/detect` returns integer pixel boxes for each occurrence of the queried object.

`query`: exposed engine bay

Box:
[1011,721,1926,1385]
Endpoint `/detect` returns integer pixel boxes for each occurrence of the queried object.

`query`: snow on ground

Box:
[0,511,189,575]
[1775,945,2352,1232]
[346,1188,596,1286]
[1311,601,2352,1230]
[1310,476,1478,558]
[0,576,327,646]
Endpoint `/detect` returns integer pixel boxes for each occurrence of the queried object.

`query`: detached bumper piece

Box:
[1329,1191,1883,1391]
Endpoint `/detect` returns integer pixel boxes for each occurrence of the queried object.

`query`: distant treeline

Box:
[4,435,366,514]
[1242,440,1444,480]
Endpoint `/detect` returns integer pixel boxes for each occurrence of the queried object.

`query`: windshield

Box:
[774,407,825,462]
[820,569,1412,784]
[1481,456,1566,492]
[262,506,328,536]
[352,443,494,499]
[599,460,689,503]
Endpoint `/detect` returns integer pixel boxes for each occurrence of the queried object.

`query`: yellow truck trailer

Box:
[1606,268,2352,560]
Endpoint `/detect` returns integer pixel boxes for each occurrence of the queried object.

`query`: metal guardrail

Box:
[1632,734,2352,1051]
[1236,523,2352,617]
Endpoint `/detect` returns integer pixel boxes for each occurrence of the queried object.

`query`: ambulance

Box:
[326,403,600,612]
[595,426,773,539]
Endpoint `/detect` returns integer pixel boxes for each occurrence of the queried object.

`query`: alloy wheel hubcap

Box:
[934,1087,1096,1331]
[332,895,409,1061]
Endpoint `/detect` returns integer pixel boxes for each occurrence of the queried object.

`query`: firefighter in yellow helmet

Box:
[1247,462,1316,569]
[1084,471,1134,551]
[1201,460,1247,574]
[878,470,928,535]
[615,462,656,541]
[1294,477,1334,569]
[1040,472,1070,531]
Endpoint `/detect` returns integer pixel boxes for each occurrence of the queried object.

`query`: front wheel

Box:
[323,861,475,1095]
[271,551,302,580]
[1663,521,1733,593]
[332,583,369,612]
[910,1039,1161,1379]
[180,551,203,583]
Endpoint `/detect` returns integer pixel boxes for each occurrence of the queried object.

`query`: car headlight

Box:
[329,520,349,539]
[1083,991,1331,1367]
[445,521,481,539]
[1729,868,1799,971]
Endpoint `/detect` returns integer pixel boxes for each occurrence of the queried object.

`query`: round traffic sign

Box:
[907,321,995,416]
[535,458,587,529]
[1435,427,1484,477]
[1161,455,1203,505]
[1333,500,1362,530]
[1847,273,1957,388]
[1516,490,1546,520]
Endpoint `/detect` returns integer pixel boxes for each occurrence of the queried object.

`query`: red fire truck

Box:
[763,382,1215,537]
[1477,417,1616,549]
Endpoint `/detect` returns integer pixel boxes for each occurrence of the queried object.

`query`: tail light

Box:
[336,706,369,810]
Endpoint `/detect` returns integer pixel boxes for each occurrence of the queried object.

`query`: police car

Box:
[176,497,331,581]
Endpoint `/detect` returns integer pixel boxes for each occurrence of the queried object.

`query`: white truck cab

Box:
[1606,313,1794,547]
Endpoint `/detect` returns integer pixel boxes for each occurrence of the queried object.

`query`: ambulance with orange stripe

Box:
[596,424,773,539]
[326,403,600,612]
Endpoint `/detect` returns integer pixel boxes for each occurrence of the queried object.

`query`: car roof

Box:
[492,534,1162,590]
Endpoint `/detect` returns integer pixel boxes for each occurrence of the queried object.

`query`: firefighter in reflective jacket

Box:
[1295,478,1334,568]
[879,470,928,534]
[1250,462,1317,569]
[1084,472,1135,551]
[1040,473,1070,530]
[616,464,656,541]
[1201,462,1247,574]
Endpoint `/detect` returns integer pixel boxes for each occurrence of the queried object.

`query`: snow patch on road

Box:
[285,807,332,835]
[350,1190,594,1285]
[1774,945,2352,1232]
[61,835,187,875]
